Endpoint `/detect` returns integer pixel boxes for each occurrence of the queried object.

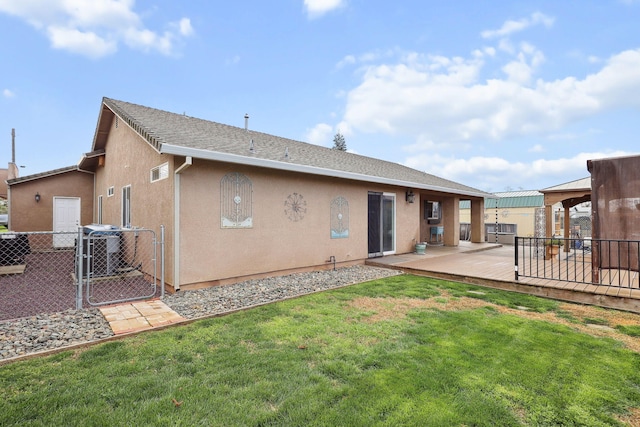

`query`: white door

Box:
[53,197,81,248]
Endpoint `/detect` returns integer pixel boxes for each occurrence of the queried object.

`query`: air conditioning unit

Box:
[76,225,121,278]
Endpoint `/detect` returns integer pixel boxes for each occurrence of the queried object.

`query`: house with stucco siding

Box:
[9,97,492,292]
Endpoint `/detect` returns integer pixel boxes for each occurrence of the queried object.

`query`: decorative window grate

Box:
[330,196,349,238]
[221,172,253,228]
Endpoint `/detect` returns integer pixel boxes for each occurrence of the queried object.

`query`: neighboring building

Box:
[0,168,8,200]
[6,166,94,233]
[460,190,544,243]
[0,168,8,218]
[8,97,492,292]
[540,177,591,241]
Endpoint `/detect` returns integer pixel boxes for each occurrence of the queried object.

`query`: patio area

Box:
[366,241,640,313]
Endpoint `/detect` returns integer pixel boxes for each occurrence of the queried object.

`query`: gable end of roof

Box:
[102,98,163,151]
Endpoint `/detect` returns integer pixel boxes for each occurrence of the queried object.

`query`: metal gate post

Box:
[75,227,84,309]
[514,236,519,281]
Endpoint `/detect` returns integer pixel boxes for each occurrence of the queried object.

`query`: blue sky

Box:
[1,0,639,192]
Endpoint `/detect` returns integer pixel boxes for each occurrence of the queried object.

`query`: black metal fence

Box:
[515,236,640,288]
[0,227,164,321]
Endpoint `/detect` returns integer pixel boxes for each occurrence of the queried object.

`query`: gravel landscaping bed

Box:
[1,265,400,361]
[0,309,114,360]
[164,265,401,319]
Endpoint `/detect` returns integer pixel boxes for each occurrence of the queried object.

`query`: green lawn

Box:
[2,275,640,426]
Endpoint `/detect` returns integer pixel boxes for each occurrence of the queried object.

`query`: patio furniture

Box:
[430,226,444,244]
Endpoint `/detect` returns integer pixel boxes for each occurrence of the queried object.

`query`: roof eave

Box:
[161,144,489,198]
[6,165,90,186]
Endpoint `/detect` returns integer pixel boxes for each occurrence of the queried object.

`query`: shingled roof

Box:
[87,97,490,198]
[6,165,84,186]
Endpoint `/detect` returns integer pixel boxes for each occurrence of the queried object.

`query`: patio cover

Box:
[587,155,640,271]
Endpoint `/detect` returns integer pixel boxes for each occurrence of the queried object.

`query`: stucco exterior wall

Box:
[94,116,175,285]
[176,160,421,287]
[92,110,483,290]
[8,171,94,232]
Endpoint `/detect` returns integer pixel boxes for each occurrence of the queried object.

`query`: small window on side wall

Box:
[151,163,169,182]
[107,186,114,197]
[425,201,440,221]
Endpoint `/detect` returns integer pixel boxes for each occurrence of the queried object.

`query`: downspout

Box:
[173,156,192,291]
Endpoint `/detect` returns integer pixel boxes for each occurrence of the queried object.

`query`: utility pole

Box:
[8,128,20,180]
[12,128,15,163]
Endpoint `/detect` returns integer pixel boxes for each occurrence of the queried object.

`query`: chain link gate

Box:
[76,227,164,307]
[0,227,164,321]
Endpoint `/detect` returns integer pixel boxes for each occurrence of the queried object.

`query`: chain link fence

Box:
[0,227,164,322]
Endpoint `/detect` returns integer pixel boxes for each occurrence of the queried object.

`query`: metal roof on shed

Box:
[460,193,544,209]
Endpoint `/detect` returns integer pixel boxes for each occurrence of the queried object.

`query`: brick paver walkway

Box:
[99,299,185,334]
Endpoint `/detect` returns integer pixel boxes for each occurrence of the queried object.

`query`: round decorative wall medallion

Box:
[284,192,307,222]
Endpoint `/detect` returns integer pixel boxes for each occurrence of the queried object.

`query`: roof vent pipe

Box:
[244,113,249,131]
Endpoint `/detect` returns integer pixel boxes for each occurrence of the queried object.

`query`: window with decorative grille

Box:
[221,172,253,228]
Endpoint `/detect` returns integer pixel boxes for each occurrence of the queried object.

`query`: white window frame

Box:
[97,195,103,224]
[107,186,114,197]
[150,162,169,183]
[121,185,131,228]
[426,201,440,220]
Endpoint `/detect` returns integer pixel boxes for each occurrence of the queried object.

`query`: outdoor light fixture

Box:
[405,190,415,203]
[35,192,40,203]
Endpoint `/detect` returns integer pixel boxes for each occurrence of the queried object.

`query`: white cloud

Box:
[0,0,193,58]
[225,55,241,66]
[304,0,345,19]
[335,49,396,69]
[176,17,194,37]
[330,12,640,190]
[336,54,356,69]
[341,47,640,144]
[404,150,631,192]
[481,12,554,39]
[47,25,117,58]
[3,89,15,98]
[305,123,334,146]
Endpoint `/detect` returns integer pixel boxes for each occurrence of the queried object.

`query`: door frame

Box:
[368,191,396,258]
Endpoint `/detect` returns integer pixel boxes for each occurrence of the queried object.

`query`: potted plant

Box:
[545,238,563,260]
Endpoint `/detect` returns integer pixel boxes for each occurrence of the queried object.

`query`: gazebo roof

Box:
[541,177,590,193]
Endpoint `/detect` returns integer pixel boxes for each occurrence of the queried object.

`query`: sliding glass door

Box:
[368,192,395,257]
